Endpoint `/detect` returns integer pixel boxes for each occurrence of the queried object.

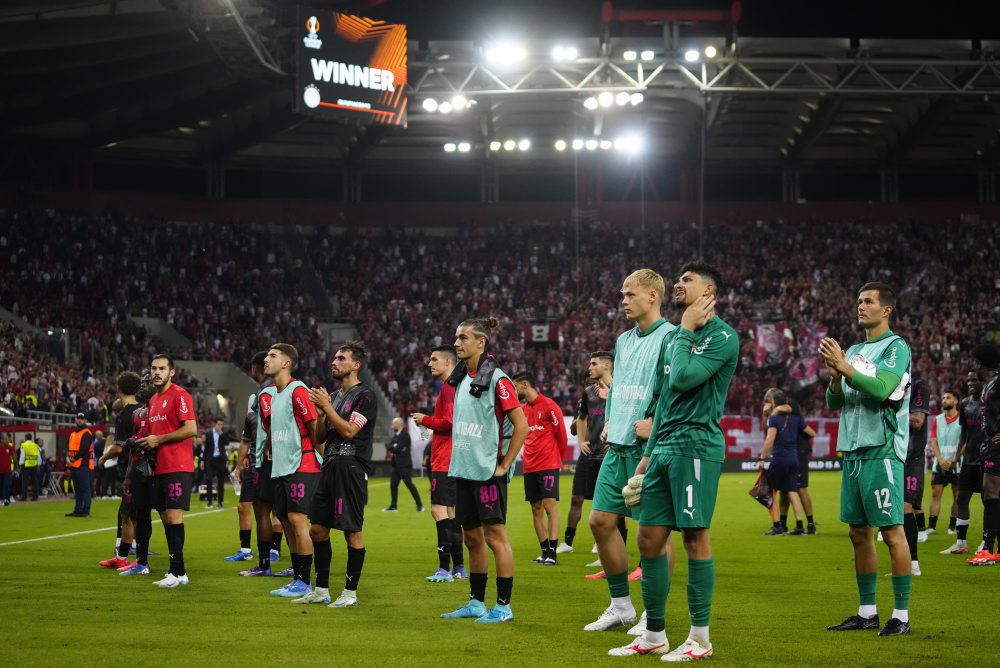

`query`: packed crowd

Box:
[3,210,998,424]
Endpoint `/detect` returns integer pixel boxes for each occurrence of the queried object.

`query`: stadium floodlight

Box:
[518,138,531,151]
[489,140,502,151]
[616,133,644,154]
[439,101,453,114]
[704,45,718,59]
[552,45,577,61]
[599,139,612,150]
[457,142,471,152]
[485,41,527,64]
[598,91,614,107]
[684,49,700,63]
[452,95,468,111]
[503,139,516,151]
[640,50,655,61]
[623,50,637,61]
[444,143,456,152]
[585,139,598,151]
[630,92,644,106]
[422,98,438,112]
[583,96,599,110]
[554,139,567,151]
[572,138,584,150]
[615,92,630,106]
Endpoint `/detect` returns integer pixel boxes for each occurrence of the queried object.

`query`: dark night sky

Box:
[336,0,999,41]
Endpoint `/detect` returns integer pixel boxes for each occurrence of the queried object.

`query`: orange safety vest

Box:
[68,428,94,470]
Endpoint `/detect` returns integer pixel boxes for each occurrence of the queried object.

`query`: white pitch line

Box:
[0,508,226,547]
[0,480,396,548]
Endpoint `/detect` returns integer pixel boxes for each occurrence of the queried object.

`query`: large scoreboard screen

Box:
[296,7,407,126]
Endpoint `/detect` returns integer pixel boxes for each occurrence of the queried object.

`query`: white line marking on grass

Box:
[0,481,396,547]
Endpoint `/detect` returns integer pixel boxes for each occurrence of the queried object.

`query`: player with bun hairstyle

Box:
[440,316,529,624]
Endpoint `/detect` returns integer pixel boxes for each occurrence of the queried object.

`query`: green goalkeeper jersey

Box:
[645,316,739,462]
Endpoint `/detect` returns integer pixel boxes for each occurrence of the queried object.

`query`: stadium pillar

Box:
[781,167,800,202]
[344,168,361,203]
[207,161,225,199]
[978,169,996,202]
[880,167,899,202]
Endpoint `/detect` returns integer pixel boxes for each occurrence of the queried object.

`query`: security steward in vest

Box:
[19,435,41,501]
[67,413,95,517]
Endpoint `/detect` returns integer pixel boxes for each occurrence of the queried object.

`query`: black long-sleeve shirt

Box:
[388,430,412,469]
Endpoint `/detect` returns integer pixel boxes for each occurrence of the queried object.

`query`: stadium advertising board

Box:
[296,7,407,126]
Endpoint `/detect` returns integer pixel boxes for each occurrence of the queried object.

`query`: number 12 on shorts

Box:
[873,488,891,510]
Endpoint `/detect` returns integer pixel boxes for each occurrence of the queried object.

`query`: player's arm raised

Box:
[309,386,362,441]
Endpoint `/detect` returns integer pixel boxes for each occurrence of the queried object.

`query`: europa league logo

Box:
[306,16,320,36]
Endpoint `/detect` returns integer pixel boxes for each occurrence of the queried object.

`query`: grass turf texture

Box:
[0,472,992,666]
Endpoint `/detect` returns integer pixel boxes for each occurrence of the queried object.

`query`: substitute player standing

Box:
[557,351,613,556]
[440,317,528,624]
[139,354,197,589]
[968,343,1000,565]
[225,351,268,564]
[412,345,465,582]
[610,261,738,660]
[513,372,568,566]
[900,378,929,568]
[260,343,321,600]
[945,372,984,556]
[585,269,675,633]
[298,341,378,607]
[98,371,143,570]
[820,282,913,637]
[928,390,962,539]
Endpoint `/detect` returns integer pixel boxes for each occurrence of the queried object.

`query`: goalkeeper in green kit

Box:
[820,282,913,637]
[609,261,738,661]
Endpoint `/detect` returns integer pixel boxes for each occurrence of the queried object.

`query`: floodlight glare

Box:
[444,143,456,152]
[623,50,637,61]
[518,138,531,151]
[618,133,643,154]
[630,92,644,106]
[457,142,471,152]
[585,139,598,150]
[616,92,630,106]
[452,95,468,110]
[422,98,438,112]
[640,50,654,61]
[572,138,584,150]
[439,101,453,114]
[704,45,718,59]
[584,97,599,110]
[684,49,700,63]
[554,139,567,151]
[485,42,526,64]
[503,139,516,151]
[598,91,614,107]
[564,46,578,61]
[552,46,565,61]
[489,141,502,151]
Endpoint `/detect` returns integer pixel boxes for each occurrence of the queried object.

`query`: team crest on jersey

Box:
[162,399,168,408]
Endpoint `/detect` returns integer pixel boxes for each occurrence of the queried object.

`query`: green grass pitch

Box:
[0,472,992,666]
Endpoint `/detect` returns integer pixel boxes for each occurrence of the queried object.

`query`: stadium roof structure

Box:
[4,0,1000,181]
